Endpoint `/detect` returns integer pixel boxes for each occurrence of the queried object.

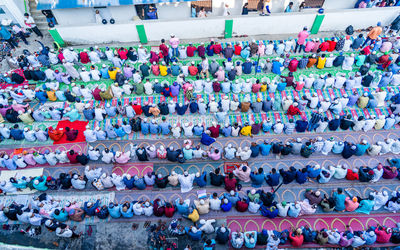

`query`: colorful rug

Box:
[0,168,43,195]
[54,120,89,145]
[112,163,154,177]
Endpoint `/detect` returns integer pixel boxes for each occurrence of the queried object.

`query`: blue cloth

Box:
[265,173,280,186]
[0,26,11,40]
[272,61,282,75]
[108,205,121,218]
[250,173,264,188]
[259,143,272,155]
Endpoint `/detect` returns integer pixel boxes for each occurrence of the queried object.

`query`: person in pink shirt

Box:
[295,27,310,53]
[11,101,29,113]
[345,196,359,211]
[380,41,393,53]
[151,62,160,76]
[183,82,193,95]
[375,226,392,243]
[169,34,180,57]
[257,41,265,56]
[294,77,305,91]
[288,58,299,72]
[23,152,37,166]
[208,147,221,161]
[339,226,354,247]
[358,1,367,8]
[115,151,130,164]
[64,201,82,213]
[252,81,261,93]
[215,66,225,82]
[304,39,315,53]
[233,165,251,182]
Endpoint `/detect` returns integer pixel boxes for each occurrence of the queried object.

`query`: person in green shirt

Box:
[135,81,145,95]
[356,195,375,215]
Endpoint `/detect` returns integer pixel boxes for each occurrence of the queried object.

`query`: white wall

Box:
[56,7,400,44]
[323,0,358,10]
[53,5,137,26]
[156,2,191,20]
[320,8,399,31]
[0,0,26,26]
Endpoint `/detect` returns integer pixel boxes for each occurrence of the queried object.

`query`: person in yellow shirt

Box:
[159,62,168,76]
[240,122,252,136]
[46,89,57,102]
[363,22,382,47]
[18,110,34,124]
[357,92,369,109]
[260,81,268,92]
[108,67,119,80]
[316,54,326,69]
[185,208,199,223]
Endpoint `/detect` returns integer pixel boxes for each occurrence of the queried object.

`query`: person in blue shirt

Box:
[170,62,180,76]
[176,103,188,115]
[0,26,17,49]
[133,176,146,190]
[10,124,24,140]
[201,131,215,146]
[123,174,135,189]
[272,58,282,75]
[194,172,207,187]
[189,99,198,113]
[250,168,265,188]
[306,165,321,179]
[328,116,340,131]
[185,226,202,241]
[141,119,150,135]
[35,89,48,104]
[149,120,159,134]
[332,188,346,212]
[33,176,48,191]
[262,120,273,133]
[100,65,109,78]
[203,239,216,250]
[108,203,121,218]
[120,202,134,218]
[114,125,126,138]
[250,142,260,157]
[52,208,68,222]
[224,191,240,206]
[206,41,215,56]
[280,166,297,184]
[84,199,100,216]
[296,168,308,184]
[295,117,308,133]
[242,59,253,74]
[240,47,250,59]
[221,198,232,212]
[284,2,293,12]
[265,168,280,187]
[277,78,287,91]
[175,198,190,215]
[355,140,370,156]
[244,231,257,248]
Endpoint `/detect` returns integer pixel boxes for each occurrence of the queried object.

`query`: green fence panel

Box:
[136,24,148,44]
[225,19,233,39]
[48,28,65,47]
[311,14,325,34]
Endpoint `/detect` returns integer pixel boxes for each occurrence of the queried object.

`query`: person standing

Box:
[295,27,309,53]
[169,34,179,58]
[362,22,382,47]
[24,13,43,38]
[41,10,57,27]
[0,26,18,49]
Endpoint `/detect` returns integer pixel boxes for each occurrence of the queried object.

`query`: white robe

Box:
[178,174,195,193]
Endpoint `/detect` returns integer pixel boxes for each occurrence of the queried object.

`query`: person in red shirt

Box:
[289,228,304,247]
[188,61,198,76]
[327,38,337,52]
[224,173,237,192]
[132,101,143,115]
[117,47,128,60]
[236,198,248,212]
[361,45,371,55]
[288,58,298,72]
[153,199,165,217]
[186,43,197,57]
[159,39,170,65]
[212,81,221,93]
[164,202,175,217]
[375,226,392,243]
[48,126,64,141]
[67,150,78,164]
[318,39,329,52]
[92,86,102,101]
[234,42,242,55]
[79,49,90,64]
[197,43,206,57]
[213,41,222,55]
[65,127,78,141]
[208,122,220,138]
[287,103,301,115]
[346,168,359,180]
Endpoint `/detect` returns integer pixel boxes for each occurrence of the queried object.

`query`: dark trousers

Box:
[17,31,28,44]
[31,26,43,38]
[164,54,170,66]
[5,38,17,49]
[294,43,305,53]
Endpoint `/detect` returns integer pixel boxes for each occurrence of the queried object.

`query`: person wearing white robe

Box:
[111,83,123,98]
[88,147,100,161]
[138,46,149,63]
[90,67,101,81]
[48,50,59,65]
[71,174,86,190]
[0,180,17,193]
[100,173,114,189]
[111,173,126,191]
[342,54,355,71]
[102,149,114,164]
[55,150,69,163]
[89,50,101,63]
[44,151,58,166]
[199,219,216,234]
[85,166,102,182]
[80,68,91,82]
[371,191,389,210]
[237,147,252,161]
[178,171,195,193]
[62,60,80,79]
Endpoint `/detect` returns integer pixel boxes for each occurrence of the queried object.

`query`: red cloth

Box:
[212,82,221,92]
[213,44,222,54]
[149,51,159,64]
[79,52,90,64]
[188,66,198,76]
[65,129,78,141]
[153,199,165,217]
[132,104,143,115]
[67,151,78,164]
[224,177,237,192]
[186,46,197,57]
[58,52,64,62]
[327,40,337,52]
[287,105,301,116]
[234,45,242,55]
[164,206,175,218]
[382,166,398,179]
[92,88,102,101]
[54,120,88,145]
[118,49,128,60]
[319,42,329,52]
[288,59,299,72]
[378,54,389,64]
[236,201,248,212]
[346,169,359,180]
[208,125,220,138]
[362,46,371,55]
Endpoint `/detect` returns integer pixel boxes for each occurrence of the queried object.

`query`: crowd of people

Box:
[2,186,400,248]
[1,135,400,169]
[1,17,400,248]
